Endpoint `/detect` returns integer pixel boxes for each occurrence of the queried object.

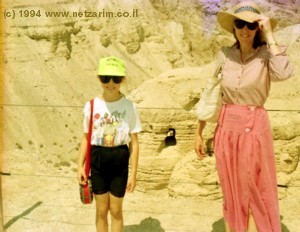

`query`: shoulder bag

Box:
[195,47,228,123]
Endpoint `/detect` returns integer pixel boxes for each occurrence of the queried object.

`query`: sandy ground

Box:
[1,150,300,232]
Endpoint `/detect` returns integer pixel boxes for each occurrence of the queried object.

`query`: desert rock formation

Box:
[1,1,300,229]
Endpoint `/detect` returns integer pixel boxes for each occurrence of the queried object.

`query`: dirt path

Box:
[2,150,300,232]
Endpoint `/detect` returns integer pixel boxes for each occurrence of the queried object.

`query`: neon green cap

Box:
[98,56,126,76]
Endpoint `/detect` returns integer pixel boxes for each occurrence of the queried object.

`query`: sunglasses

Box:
[234,19,258,30]
[99,76,123,84]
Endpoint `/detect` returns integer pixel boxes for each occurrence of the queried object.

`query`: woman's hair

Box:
[233,28,266,49]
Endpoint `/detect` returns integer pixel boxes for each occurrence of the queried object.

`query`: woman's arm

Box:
[127,133,139,192]
[259,16,280,55]
[259,16,293,80]
[194,120,206,160]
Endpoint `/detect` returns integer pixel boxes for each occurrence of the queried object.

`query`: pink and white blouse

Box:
[220,44,293,107]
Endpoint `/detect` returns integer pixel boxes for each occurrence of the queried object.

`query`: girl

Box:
[77,56,142,232]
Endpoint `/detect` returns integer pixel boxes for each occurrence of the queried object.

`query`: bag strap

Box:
[84,99,94,177]
[213,46,229,78]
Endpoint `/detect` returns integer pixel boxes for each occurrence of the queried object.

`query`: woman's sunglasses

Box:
[234,19,258,30]
[99,76,123,84]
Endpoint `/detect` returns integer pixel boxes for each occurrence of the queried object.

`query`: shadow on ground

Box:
[124,217,165,232]
[4,201,43,229]
[211,216,290,232]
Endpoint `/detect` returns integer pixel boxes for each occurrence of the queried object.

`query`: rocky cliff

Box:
[1,0,300,200]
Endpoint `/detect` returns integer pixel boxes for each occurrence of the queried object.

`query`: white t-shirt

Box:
[83,97,142,146]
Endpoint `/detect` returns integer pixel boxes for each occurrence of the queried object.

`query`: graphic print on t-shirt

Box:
[93,110,128,147]
[84,97,142,146]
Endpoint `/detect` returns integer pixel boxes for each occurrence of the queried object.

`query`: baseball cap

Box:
[98,56,126,76]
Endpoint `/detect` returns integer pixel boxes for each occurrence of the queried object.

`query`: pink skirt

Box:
[214,104,281,232]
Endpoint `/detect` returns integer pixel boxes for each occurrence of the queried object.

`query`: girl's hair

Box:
[233,28,266,49]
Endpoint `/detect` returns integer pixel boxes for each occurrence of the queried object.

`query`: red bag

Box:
[80,99,94,204]
[80,178,93,204]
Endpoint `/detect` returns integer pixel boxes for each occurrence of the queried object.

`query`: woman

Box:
[194,1,293,232]
[77,56,142,232]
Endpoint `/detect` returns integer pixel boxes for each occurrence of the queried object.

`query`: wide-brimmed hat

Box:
[98,56,126,76]
[217,1,277,33]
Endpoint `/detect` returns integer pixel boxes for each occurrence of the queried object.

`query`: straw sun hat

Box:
[217,1,277,33]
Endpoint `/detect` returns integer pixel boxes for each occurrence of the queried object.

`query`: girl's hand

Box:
[77,167,87,185]
[195,135,206,160]
[126,175,136,192]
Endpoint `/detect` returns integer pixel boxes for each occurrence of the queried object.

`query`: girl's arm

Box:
[127,133,139,192]
[77,133,88,185]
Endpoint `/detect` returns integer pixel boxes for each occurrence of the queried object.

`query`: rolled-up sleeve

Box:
[268,46,294,82]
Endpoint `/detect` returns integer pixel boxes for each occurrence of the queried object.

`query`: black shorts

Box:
[90,145,129,198]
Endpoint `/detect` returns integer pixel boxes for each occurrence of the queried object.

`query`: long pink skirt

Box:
[214,104,281,232]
